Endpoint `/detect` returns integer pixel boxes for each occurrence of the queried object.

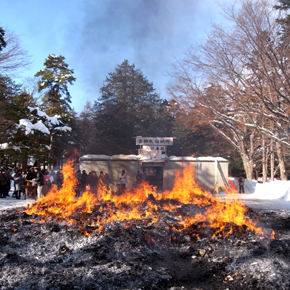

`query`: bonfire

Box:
[24,158,268,239]
[0,158,284,289]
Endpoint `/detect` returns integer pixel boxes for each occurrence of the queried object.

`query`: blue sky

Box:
[1,0,230,114]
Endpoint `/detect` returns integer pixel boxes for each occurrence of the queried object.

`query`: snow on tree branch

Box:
[19,107,71,135]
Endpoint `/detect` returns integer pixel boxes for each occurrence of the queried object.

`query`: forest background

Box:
[0,0,290,182]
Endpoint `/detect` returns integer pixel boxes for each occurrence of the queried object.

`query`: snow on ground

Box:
[1,179,290,211]
[0,195,35,211]
[219,178,290,210]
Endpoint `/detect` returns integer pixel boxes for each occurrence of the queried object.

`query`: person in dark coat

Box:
[55,171,63,189]
[238,176,245,194]
[33,167,44,199]
[80,170,88,192]
[87,171,98,194]
[26,167,36,181]
[4,168,12,196]
[0,169,8,198]
[136,171,142,185]
[14,170,24,199]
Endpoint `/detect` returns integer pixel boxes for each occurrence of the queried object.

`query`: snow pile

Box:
[246,179,290,201]
[168,156,227,161]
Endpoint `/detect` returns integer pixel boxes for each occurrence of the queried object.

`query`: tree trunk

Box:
[270,137,274,181]
[240,135,254,180]
[262,134,268,183]
[48,134,54,170]
[20,156,28,172]
[276,140,287,181]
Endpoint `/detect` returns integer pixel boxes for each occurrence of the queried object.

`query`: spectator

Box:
[102,173,113,190]
[33,167,44,199]
[120,169,127,192]
[99,171,104,180]
[14,169,24,199]
[45,170,53,189]
[80,170,88,192]
[55,171,63,189]
[4,168,12,196]
[75,169,81,185]
[136,170,142,185]
[26,167,36,181]
[74,169,82,197]
[42,170,51,196]
[0,169,8,198]
[87,171,98,194]
[238,175,245,194]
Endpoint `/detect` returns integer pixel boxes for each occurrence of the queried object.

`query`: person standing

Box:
[87,171,98,194]
[80,170,88,192]
[0,169,8,198]
[75,169,82,197]
[26,167,36,182]
[136,170,142,185]
[75,169,81,185]
[99,171,104,180]
[4,168,12,196]
[42,170,50,196]
[238,175,245,194]
[55,171,63,189]
[120,170,127,192]
[102,173,113,190]
[34,167,44,199]
[14,170,24,199]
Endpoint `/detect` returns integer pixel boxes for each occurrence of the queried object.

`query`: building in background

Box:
[79,154,228,192]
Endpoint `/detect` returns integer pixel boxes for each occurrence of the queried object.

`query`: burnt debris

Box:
[0,205,289,290]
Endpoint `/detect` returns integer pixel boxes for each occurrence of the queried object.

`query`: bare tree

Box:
[169,0,289,180]
[0,29,31,76]
[21,76,43,104]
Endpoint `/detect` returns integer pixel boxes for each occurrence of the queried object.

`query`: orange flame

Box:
[271,230,275,239]
[24,160,266,239]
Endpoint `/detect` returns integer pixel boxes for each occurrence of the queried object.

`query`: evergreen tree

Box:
[0,75,36,167]
[275,0,290,12]
[0,76,32,143]
[94,60,173,154]
[72,102,98,155]
[0,27,6,51]
[275,0,290,40]
[35,54,76,116]
[35,54,76,167]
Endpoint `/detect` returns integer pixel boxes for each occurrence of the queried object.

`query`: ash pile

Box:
[0,203,290,290]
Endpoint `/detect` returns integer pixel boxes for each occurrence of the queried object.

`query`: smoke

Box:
[65,0,225,110]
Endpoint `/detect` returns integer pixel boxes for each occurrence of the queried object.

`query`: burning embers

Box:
[24,159,269,240]
[0,161,284,289]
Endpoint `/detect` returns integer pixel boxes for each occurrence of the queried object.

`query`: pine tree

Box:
[72,102,98,155]
[0,75,36,167]
[35,54,76,116]
[0,27,6,51]
[35,54,76,167]
[275,0,290,11]
[275,0,290,44]
[94,60,173,154]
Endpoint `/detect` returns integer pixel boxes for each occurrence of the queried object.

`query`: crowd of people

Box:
[75,170,115,196]
[75,169,143,196]
[0,166,144,200]
[0,166,63,200]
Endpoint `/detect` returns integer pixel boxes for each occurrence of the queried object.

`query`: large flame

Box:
[25,159,266,239]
